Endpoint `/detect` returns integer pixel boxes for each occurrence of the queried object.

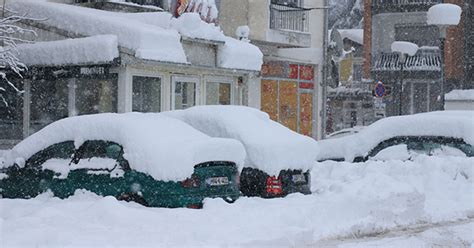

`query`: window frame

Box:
[204,76,235,105]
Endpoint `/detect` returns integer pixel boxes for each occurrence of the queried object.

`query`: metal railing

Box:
[373,49,441,71]
[270,3,310,33]
[372,0,443,14]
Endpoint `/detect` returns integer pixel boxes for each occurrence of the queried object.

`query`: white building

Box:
[0,0,263,148]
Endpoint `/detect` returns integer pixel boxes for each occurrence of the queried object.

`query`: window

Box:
[75,78,117,115]
[27,141,75,167]
[172,77,199,110]
[395,24,439,47]
[30,79,69,133]
[206,82,231,105]
[132,76,161,112]
[0,79,23,140]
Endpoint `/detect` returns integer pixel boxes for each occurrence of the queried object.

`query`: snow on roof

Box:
[9,1,262,71]
[317,111,474,161]
[218,37,263,71]
[9,0,187,64]
[391,41,419,56]
[427,3,462,26]
[163,106,318,176]
[445,90,474,101]
[16,35,119,66]
[3,113,246,182]
[338,29,363,45]
[106,0,164,11]
[171,13,226,42]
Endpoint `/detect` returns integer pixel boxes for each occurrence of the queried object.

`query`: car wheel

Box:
[116,193,149,207]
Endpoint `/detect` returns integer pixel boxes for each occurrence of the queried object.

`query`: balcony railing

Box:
[372,0,443,14]
[373,49,441,71]
[270,3,310,33]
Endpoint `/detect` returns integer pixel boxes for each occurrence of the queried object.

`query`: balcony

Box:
[270,3,310,33]
[372,0,443,14]
[373,49,441,72]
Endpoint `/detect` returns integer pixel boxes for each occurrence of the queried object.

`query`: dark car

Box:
[317,111,474,162]
[163,105,318,198]
[0,113,246,208]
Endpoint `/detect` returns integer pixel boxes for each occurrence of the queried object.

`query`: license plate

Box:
[292,174,306,183]
[206,177,229,186]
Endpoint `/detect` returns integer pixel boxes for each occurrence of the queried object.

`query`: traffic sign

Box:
[374,81,386,98]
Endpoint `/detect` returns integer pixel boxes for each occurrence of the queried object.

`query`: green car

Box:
[0,113,245,208]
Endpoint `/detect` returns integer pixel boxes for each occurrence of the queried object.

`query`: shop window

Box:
[172,78,198,110]
[0,79,23,140]
[206,82,231,105]
[132,76,161,112]
[75,78,117,115]
[30,79,69,133]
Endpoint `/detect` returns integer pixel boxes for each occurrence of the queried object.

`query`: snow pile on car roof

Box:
[8,1,263,71]
[3,113,246,181]
[163,106,318,176]
[17,35,119,66]
[317,111,474,161]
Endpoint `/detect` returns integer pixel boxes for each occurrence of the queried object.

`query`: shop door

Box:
[171,76,200,110]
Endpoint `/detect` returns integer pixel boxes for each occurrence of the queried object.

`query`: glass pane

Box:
[206,82,231,105]
[30,79,68,133]
[132,76,161,112]
[76,78,117,115]
[174,81,196,110]
[413,83,428,114]
[0,79,23,140]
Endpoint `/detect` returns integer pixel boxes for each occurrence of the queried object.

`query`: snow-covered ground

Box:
[0,155,472,247]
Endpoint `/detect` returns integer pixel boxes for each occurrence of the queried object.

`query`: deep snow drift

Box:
[0,155,472,247]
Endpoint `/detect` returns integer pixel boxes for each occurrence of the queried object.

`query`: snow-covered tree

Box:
[0,6,35,105]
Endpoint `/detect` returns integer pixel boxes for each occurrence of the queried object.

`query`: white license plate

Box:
[206,177,229,186]
[292,174,306,183]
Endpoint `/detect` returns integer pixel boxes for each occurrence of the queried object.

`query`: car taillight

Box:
[266,176,283,195]
[186,204,202,209]
[181,175,200,188]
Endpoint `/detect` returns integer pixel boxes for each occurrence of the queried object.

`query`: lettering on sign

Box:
[80,67,105,75]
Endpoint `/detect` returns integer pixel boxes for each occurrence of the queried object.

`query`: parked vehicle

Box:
[164,106,318,198]
[326,126,365,139]
[317,111,474,162]
[0,113,246,208]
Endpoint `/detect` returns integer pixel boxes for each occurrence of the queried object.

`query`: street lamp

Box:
[427,3,462,110]
[391,41,419,115]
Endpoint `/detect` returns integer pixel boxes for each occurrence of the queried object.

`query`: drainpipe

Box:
[320,0,329,139]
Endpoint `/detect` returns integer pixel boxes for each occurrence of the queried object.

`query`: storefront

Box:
[260,61,316,137]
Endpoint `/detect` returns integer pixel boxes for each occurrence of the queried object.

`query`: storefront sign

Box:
[80,67,106,75]
[261,62,286,78]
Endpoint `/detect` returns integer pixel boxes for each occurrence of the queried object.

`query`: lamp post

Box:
[427,3,462,110]
[391,41,419,116]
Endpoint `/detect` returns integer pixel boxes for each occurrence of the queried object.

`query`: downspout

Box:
[320,0,329,139]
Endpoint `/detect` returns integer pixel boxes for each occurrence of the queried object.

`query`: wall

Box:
[371,12,432,53]
[445,101,474,111]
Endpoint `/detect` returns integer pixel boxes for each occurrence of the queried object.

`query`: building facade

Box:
[218,0,326,139]
[0,0,261,148]
[363,0,472,118]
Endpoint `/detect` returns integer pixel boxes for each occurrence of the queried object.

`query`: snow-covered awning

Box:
[8,0,263,71]
[17,35,119,66]
[373,48,441,72]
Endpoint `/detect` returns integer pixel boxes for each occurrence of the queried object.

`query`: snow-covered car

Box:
[317,111,474,162]
[164,106,318,198]
[0,113,246,208]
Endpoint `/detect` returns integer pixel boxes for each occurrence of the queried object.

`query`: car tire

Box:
[116,193,149,207]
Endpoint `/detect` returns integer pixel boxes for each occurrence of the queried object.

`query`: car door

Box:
[58,140,129,198]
